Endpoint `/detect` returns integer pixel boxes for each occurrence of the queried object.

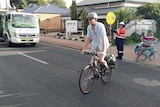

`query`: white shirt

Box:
[87,22,109,51]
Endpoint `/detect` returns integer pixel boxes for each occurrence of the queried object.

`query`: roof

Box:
[23,4,69,14]
[77,0,123,6]
[77,0,160,6]
[61,7,121,19]
[63,0,160,19]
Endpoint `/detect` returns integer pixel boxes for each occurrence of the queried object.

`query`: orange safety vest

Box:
[116,28,126,39]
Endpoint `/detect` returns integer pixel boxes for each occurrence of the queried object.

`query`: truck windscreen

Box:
[12,14,37,28]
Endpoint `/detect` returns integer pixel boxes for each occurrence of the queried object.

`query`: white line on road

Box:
[19,52,48,65]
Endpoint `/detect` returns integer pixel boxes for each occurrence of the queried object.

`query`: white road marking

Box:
[19,52,48,65]
[133,77,160,86]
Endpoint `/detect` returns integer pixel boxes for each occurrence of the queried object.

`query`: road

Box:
[0,42,160,107]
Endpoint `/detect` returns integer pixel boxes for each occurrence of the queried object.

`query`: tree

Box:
[49,0,66,8]
[37,0,48,6]
[11,0,27,9]
[70,0,77,20]
[136,3,160,27]
[27,0,48,7]
[80,8,88,34]
[11,0,48,9]
[115,7,142,24]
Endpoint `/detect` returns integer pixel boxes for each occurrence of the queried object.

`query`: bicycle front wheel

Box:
[154,51,160,67]
[139,54,146,61]
[79,65,95,94]
[101,67,112,84]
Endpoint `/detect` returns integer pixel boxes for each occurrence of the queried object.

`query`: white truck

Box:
[0,11,40,46]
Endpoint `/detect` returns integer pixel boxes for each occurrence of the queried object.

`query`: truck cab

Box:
[1,12,40,46]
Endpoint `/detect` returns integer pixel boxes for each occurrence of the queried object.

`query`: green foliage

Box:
[80,8,88,34]
[11,0,48,9]
[37,0,48,6]
[136,3,160,28]
[70,0,77,20]
[130,32,141,43]
[50,0,66,8]
[124,32,141,45]
[11,0,27,9]
[124,37,134,45]
[115,7,143,24]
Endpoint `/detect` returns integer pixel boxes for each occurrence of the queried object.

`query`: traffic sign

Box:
[106,12,116,25]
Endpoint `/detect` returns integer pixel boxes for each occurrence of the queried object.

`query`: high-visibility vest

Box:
[116,28,126,39]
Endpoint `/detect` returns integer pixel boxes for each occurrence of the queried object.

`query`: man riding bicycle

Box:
[81,12,110,75]
[136,28,158,62]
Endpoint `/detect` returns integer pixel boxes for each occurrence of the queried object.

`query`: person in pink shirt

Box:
[136,29,158,62]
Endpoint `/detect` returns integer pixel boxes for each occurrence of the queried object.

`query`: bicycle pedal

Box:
[94,74,99,79]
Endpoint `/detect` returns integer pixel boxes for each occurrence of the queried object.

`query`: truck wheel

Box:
[5,38,12,47]
[30,43,36,46]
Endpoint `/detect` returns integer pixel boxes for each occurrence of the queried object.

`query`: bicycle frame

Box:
[134,43,155,59]
[142,46,155,59]
[79,52,113,94]
[88,52,101,75]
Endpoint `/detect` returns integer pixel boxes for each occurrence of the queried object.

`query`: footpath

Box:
[39,34,160,67]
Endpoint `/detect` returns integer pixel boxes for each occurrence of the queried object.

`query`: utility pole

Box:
[6,0,9,11]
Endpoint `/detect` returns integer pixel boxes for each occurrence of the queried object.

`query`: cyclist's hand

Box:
[154,38,158,42]
[97,51,105,55]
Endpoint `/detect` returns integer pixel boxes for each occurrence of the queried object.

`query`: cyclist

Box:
[81,12,110,75]
[136,28,158,62]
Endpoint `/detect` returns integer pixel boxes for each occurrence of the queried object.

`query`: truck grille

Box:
[19,34,36,37]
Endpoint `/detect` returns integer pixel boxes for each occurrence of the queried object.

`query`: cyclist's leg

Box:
[149,47,154,61]
[154,51,160,67]
[91,48,99,76]
[98,50,109,75]
[136,50,144,62]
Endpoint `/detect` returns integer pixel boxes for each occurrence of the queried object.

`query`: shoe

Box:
[116,57,122,60]
[104,68,109,76]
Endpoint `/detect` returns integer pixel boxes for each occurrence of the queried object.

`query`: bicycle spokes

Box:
[154,52,160,67]
[79,65,95,94]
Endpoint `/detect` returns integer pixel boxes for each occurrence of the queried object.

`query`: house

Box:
[76,0,160,19]
[23,4,69,30]
[62,0,159,36]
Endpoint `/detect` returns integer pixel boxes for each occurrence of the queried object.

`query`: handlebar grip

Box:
[84,52,91,55]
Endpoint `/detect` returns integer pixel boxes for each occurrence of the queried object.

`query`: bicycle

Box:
[79,52,117,94]
[134,43,160,67]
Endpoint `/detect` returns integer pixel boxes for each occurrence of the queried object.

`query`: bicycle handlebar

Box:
[141,39,158,46]
[84,52,97,55]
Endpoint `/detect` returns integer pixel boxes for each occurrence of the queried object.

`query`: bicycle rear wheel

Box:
[101,67,112,84]
[139,53,146,61]
[79,65,95,94]
[154,51,160,67]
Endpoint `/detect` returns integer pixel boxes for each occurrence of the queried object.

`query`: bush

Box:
[125,36,134,45]
[125,32,141,45]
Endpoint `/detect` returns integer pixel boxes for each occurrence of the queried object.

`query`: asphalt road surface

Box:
[0,42,160,107]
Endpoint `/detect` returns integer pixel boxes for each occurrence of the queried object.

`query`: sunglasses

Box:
[88,17,94,20]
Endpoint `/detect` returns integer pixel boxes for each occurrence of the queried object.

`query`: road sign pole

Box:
[106,12,116,55]
[109,25,112,54]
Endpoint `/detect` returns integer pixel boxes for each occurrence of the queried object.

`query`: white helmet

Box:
[119,22,125,27]
[87,12,98,19]
[119,22,125,25]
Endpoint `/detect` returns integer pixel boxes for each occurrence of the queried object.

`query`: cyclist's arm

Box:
[154,37,158,41]
[101,36,105,54]
[82,37,91,53]
[140,36,144,42]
